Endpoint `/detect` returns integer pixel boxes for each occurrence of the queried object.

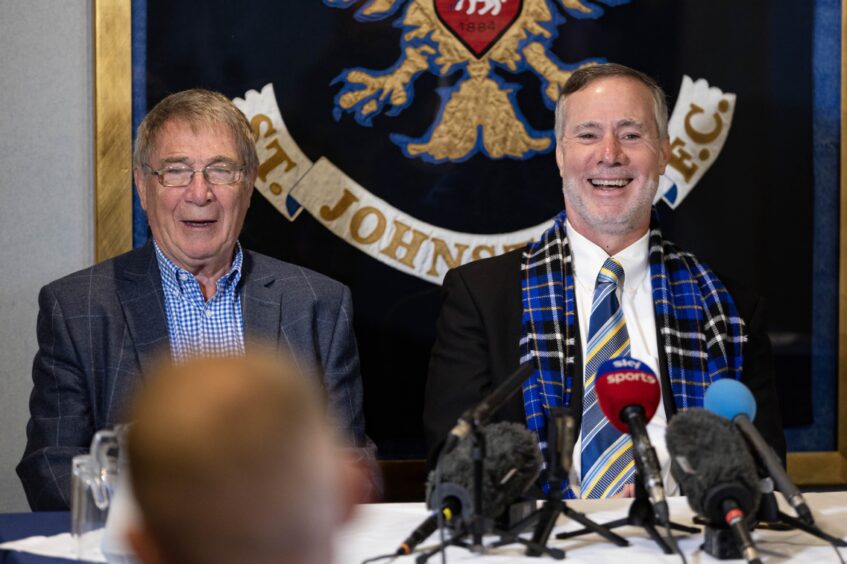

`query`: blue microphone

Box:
[704,379,813,525]
[705,378,757,423]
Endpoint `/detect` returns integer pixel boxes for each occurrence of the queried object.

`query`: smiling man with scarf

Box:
[423,63,785,499]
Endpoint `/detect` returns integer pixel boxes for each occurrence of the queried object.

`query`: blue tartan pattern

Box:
[520,210,745,497]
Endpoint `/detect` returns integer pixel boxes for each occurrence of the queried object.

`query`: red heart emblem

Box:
[434,0,523,58]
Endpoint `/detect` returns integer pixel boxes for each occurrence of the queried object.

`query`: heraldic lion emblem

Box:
[327,0,629,163]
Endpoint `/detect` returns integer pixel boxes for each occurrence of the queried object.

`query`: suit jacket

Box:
[423,248,786,468]
[18,243,372,510]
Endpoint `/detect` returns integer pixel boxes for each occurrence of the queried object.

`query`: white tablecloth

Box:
[334,492,847,563]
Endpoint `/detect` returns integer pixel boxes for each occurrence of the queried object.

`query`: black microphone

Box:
[442,363,533,454]
[667,409,763,564]
[396,498,462,556]
[548,406,577,479]
[704,378,813,525]
[594,357,668,523]
[395,422,542,555]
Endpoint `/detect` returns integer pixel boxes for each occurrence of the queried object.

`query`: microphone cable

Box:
[360,553,397,563]
[661,520,688,564]
[359,451,451,564]
[360,452,450,564]
[833,542,846,564]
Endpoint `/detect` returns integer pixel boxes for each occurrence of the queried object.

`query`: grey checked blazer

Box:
[18,243,372,510]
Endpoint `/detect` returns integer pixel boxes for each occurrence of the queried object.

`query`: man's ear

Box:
[555,142,566,178]
[244,170,257,205]
[126,524,164,564]
[658,137,671,176]
[134,167,149,212]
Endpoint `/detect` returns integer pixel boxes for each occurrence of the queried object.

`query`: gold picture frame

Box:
[93,0,132,262]
[784,0,847,485]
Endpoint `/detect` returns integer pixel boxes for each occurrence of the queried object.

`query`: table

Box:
[0,494,844,563]
[0,512,76,563]
[334,493,847,563]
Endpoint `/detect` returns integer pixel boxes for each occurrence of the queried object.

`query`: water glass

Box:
[71,428,120,558]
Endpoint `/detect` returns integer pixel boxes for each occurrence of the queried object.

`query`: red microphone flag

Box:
[594,358,661,433]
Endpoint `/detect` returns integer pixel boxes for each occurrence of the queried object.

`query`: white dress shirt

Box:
[566,221,679,495]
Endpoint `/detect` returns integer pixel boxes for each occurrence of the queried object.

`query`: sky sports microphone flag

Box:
[594,358,668,524]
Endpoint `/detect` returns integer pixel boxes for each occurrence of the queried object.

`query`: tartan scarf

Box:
[520,209,746,496]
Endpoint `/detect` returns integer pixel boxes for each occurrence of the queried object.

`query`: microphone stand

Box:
[769,509,847,546]
[753,492,847,547]
[470,424,485,549]
[414,525,473,564]
[419,420,559,563]
[418,364,537,563]
[752,479,790,529]
[415,421,499,563]
[492,409,629,558]
[556,475,699,554]
[752,479,847,547]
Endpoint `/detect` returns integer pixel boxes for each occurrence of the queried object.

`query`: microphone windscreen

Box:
[426,422,542,518]
[595,357,661,433]
[666,409,760,523]
[704,378,757,422]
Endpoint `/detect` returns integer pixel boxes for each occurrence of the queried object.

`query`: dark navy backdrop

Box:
[132,0,833,456]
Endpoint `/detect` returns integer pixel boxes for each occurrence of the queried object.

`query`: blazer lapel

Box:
[115,244,169,374]
[241,251,281,347]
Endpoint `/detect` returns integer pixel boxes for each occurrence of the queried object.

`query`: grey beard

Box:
[561,177,658,237]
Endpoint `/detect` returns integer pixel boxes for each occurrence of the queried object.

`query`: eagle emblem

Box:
[235,0,734,283]
[327,0,629,163]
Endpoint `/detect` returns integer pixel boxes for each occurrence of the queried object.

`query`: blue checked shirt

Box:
[155,242,246,361]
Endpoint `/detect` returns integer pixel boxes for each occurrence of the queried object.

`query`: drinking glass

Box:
[70,429,120,558]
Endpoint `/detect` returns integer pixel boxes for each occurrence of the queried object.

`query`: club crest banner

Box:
[235,76,735,283]
[141,0,822,453]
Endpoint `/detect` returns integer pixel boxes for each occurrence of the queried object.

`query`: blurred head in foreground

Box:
[126,351,348,564]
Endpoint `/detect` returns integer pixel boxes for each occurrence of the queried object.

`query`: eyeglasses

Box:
[143,163,245,187]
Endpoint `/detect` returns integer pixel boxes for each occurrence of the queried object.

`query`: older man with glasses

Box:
[18,89,376,511]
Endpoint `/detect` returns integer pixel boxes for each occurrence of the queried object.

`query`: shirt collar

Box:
[223,242,244,290]
[565,221,650,294]
[153,241,244,292]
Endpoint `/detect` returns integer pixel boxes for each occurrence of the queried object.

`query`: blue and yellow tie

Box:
[580,257,635,498]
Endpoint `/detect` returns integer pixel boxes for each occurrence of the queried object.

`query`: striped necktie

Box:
[580,257,635,498]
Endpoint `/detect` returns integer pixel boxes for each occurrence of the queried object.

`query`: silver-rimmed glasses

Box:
[143,163,245,187]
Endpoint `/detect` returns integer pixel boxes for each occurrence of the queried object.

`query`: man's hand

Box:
[339,451,381,520]
[612,483,636,498]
